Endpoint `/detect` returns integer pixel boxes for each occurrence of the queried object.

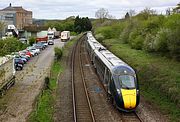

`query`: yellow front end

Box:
[121,89,136,109]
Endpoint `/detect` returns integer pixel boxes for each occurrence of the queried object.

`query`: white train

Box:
[85,31,140,111]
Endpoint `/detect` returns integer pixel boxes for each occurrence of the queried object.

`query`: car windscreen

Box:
[15,59,20,62]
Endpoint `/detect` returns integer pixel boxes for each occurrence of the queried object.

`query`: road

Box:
[0,39,64,122]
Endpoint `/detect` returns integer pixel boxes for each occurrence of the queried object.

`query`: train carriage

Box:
[85,32,140,112]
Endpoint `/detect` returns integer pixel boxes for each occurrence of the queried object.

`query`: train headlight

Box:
[117,89,121,94]
[137,90,139,95]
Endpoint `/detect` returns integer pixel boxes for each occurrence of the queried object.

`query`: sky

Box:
[0,0,179,19]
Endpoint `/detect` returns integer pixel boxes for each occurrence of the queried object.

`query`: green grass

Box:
[101,38,180,121]
[28,36,80,122]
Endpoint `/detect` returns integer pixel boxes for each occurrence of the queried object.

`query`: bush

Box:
[70,32,78,36]
[131,35,144,50]
[95,26,114,39]
[154,28,169,52]
[119,27,131,43]
[167,28,180,60]
[95,22,124,40]
[29,37,36,46]
[143,33,156,52]
[0,37,28,56]
[95,33,104,43]
[54,47,63,60]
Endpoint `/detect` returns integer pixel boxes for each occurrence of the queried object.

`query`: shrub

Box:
[166,28,180,60]
[95,26,114,39]
[70,32,78,36]
[54,47,63,60]
[29,37,36,46]
[154,28,169,52]
[143,33,156,52]
[0,37,28,56]
[131,35,144,50]
[95,33,104,43]
[119,27,131,43]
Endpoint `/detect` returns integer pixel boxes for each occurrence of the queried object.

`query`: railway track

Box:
[71,35,95,122]
[71,34,142,122]
[121,112,142,122]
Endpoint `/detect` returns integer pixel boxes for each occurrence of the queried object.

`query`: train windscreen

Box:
[114,75,135,89]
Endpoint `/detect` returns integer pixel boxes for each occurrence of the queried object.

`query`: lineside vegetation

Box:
[93,10,180,121]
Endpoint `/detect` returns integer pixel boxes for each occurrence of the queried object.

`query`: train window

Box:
[119,75,135,89]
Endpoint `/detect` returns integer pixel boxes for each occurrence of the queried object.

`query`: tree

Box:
[136,7,157,20]
[129,9,136,17]
[173,2,180,13]
[74,16,81,33]
[29,37,36,46]
[166,8,171,15]
[125,12,130,19]
[95,8,109,23]
[74,16,92,33]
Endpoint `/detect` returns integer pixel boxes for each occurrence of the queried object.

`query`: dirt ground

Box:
[136,96,170,122]
[0,39,64,122]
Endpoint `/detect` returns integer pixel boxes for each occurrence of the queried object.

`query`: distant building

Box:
[0,3,32,30]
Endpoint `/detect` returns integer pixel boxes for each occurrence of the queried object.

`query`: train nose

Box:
[121,89,136,109]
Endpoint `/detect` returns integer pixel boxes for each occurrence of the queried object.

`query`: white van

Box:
[61,31,70,42]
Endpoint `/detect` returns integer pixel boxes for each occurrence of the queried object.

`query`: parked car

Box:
[19,50,32,58]
[29,50,37,57]
[14,55,27,64]
[19,38,28,44]
[41,41,48,47]
[19,53,30,60]
[20,55,30,61]
[14,58,24,70]
[34,43,45,50]
[27,46,40,54]
[48,39,54,45]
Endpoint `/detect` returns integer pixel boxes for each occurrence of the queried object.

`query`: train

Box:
[85,32,140,112]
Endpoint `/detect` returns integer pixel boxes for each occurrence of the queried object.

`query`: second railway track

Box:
[71,35,95,122]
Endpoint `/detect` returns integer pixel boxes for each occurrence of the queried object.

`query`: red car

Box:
[26,51,32,57]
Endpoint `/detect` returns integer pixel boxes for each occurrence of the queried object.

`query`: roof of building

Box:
[0,3,32,13]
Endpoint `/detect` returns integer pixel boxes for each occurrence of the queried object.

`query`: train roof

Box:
[87,37,105,51]
[86,31,135,75]
[94,49,135,75]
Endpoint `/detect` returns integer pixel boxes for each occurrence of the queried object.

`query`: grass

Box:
[28,36,80,122]
[101,38,180,121]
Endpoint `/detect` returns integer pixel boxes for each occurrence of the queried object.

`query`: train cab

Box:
[110,65,140,111]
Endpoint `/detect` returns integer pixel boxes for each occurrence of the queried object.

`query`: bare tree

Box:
[129,9,136,17]
[95,8,109,23]
[166,8,171,15]
[107,14,116,19]
[142,7,157,15]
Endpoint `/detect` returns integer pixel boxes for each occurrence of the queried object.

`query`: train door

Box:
[103,68,111,92]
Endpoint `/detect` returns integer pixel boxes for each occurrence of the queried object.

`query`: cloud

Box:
[0,0,179,19]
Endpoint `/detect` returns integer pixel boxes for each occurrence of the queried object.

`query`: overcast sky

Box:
[0,0,179,19]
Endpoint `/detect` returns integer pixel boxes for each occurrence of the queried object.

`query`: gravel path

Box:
[53,42,74,122]
[0,39,64,122]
